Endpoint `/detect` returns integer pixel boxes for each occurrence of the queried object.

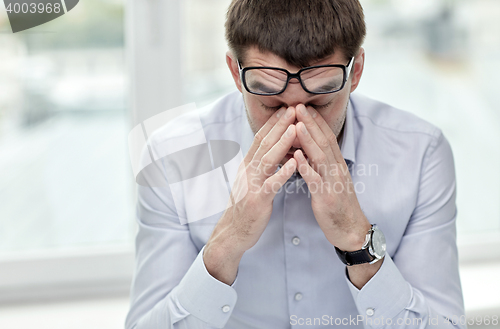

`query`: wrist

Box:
[347,257,384,289]
[205,232,245,265]
[335,223,386,269]
[203,230,245,285]
[335,220,372,251]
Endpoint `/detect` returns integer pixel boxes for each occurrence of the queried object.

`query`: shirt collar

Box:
[240,96,356,165]
[340,99,356,165]
[240,100,254,160]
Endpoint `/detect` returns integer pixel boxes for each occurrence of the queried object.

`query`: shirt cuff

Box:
[345,255,412,320]
[174,245,238,328]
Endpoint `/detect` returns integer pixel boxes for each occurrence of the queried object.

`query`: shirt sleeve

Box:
[344,131,466,328]
[125,177,238,329]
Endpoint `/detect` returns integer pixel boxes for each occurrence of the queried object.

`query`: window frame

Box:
[1,0,499,308]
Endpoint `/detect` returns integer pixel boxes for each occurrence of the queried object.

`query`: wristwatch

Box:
[335,224,386,266]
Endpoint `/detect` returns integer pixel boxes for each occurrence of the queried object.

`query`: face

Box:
[227,46,365,166]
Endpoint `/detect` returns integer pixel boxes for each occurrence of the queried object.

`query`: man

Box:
[126,0,465,328]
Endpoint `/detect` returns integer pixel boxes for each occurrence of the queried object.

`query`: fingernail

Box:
[286,107,293,119]
[299,105,308,116]
[298,150,305,160]
[276,109,283,118]
[301,123,308,135]
[286,125,293,137]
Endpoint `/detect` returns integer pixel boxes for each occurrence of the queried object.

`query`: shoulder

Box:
[350,93,443,150]
[148,90,245,147]
[351,94,452,169]
[198,90,245,126]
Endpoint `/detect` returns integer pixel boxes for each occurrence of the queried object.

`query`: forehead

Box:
[243,46,347,72]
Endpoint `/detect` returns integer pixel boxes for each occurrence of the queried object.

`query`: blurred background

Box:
[0,0,499,328]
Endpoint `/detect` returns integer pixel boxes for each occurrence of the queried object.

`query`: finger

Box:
[296,104,336,165]
[244,107,286,166]
[295,121,329,177]
[260,157,297,201]
[252,106,296,162]
[306,106,347,167]
[257,124,296,178]
[294,149,322,195]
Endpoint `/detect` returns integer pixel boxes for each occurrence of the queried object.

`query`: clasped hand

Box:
[291,104,371,251]
[210,104,370,254]
[204,104,376,285]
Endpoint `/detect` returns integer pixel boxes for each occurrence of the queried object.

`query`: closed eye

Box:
[261,103,283,112]
[261,100,332,112]
[307,100,332,111]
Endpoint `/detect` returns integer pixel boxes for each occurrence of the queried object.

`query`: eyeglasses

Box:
[237,57,354,96]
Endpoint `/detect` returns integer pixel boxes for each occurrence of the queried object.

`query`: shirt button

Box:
[294,293,303,301]
[221,305,231,313]
[292,236,301,246]
[366,308,375,316]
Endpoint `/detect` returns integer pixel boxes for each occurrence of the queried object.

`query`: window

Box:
[356,0,500,245]
[0,0,134,300]
[1,0,498,311]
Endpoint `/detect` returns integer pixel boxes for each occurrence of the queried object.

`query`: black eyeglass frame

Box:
[237,57,355,96]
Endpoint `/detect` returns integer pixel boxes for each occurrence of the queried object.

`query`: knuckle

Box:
[248,159,260,170]
[328,133,337,144]
[260,136,270,148]
[312,154,327,164]
[319,138,330,149]
[305,121,315,131]
[260,154,273,167]
[302,132,313,144]
[254,131,264,144]
[278,116,289,127]
[276,138,287,150]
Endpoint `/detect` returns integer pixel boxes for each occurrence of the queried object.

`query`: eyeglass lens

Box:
[244,66,345,95]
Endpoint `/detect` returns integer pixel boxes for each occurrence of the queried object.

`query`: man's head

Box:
[225,0,366,165]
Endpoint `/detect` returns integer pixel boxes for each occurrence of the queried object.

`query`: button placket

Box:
[282,174,312,316]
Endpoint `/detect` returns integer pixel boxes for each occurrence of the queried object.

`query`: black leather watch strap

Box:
[335,246,375,266]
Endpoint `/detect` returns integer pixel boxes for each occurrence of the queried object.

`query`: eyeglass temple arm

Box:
[345,57,355,81]
[236,60,246,89]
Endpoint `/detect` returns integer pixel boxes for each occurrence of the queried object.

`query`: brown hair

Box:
[225,0,366,67]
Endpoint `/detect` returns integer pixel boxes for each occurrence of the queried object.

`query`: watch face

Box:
[370,227,386,259]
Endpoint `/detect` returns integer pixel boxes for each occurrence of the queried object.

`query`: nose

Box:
[280,79,309,108]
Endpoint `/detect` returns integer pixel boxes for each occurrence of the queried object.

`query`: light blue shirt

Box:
[125,91,465,329]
